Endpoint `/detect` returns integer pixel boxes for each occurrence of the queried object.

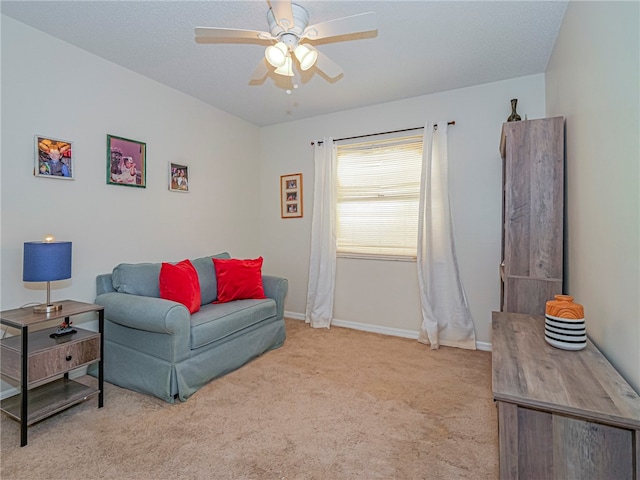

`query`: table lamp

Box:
[23,235,72,314]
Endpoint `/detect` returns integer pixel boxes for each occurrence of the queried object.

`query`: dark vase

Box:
[507,98,521,122]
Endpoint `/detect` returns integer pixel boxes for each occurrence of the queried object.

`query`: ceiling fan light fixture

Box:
[294,44,317,71]
[265,42,288,68]
[195,1,377,84]
[274,55,294,76]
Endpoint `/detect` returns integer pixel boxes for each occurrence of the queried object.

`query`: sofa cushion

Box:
[159,259,201,314]
[112,262,161,298]
[213,257,267,303]
[112,252,231,301]
[190,299,277,349]
[191,252,230,305]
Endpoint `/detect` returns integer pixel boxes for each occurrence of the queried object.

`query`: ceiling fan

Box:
[194,0,377,83]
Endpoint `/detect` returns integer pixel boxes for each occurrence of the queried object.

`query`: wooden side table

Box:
[492,311,640,479]
[0,300,104,446]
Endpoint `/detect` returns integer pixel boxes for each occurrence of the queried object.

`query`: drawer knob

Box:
[65,355,72,361]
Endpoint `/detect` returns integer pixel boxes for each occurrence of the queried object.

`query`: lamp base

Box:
[33,303,63,314]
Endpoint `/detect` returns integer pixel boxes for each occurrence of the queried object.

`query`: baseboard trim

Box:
[284,311,491,351]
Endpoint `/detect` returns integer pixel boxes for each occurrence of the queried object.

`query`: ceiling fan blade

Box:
[310,47,343,79]
[303,12,377,40]
[249,58,270,83]
[268,0,294,31]
[195,27,274,42]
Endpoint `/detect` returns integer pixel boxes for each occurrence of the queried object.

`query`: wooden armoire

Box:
[499,116,565,315]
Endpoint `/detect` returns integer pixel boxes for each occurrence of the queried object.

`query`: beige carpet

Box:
[1,318,498,479]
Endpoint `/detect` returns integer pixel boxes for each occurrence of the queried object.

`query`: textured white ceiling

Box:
[1,0,568,127]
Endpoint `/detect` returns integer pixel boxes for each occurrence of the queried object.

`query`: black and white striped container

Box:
[544,314,587,351]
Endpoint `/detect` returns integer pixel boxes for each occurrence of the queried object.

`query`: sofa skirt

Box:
[101,316,286,403]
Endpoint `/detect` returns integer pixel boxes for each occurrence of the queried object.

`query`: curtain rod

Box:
[310,121,455,146]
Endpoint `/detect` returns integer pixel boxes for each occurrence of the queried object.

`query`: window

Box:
[336,135,423,259]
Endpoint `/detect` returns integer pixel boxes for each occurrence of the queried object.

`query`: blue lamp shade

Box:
[23,241,72,282]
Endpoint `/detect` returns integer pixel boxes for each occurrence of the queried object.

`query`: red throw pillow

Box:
[159,259,201,314]
[213,257,267,303]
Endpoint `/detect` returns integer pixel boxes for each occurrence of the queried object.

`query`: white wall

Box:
[545,1,640,392]
[260,75,546,346]
[1,16,263,316]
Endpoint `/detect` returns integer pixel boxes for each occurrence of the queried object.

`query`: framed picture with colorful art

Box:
[281,173,303,218]
[107,134,146,188]
[169,162,189,192]
[34,135,74,180]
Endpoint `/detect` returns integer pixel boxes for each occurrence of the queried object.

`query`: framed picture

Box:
[34,135,74,180]
[169,162,189,192]
[107,134,146,188]
[281,173,303,218]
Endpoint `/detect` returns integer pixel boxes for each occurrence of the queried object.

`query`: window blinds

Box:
[336,135,423,258]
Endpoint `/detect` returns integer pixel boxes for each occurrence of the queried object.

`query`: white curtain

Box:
[417,122,477,350]
[305,138,337,329]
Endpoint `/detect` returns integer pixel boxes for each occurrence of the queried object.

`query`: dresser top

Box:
[492,311,640,429]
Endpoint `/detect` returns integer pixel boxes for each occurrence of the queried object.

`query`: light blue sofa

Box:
[94,252,287,403]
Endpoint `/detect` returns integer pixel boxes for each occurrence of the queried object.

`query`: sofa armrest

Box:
[262,275,288,321]
[96,273,116,295]
[95,292,190,335]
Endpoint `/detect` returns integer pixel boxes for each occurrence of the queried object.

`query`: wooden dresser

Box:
[492,311,640,480]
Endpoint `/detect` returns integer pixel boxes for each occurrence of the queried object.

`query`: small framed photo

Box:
[107,134,146,188]
[169,162,189,192]
[35,135,74,179]
[281,173,303,218]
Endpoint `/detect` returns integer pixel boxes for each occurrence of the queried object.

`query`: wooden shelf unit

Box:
[499,117,565,315]
[0,300,104,447]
